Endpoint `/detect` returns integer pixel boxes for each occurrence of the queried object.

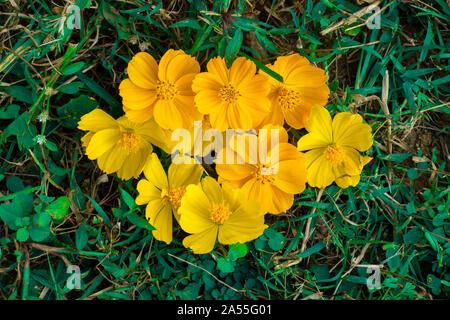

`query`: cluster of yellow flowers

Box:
[78,49,373,254]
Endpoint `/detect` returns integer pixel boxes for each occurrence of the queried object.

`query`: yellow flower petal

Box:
[136,179,161,205]
[182,226,218,254]
[146,199,173,244]
[157,49,184,82]
[168,163,203,188]
[205,57,229,85]
[153,100,183,130]
[178,184,213,234]
[201,176,224,204]
[219,201,266,244]
[127,52,158,89]
[123,105,154,123]
[297,131,329,151]
[305,106,333,142]
[305,151,334,188]
[273,159,307,194]
[143,153,168,189]
[270,185,294,213]
[86,129,120,160]
[332,112,373,152]
[78,109,118,132]
[119,78,157,111]
[165,53,200,83]
[229,57,256,87]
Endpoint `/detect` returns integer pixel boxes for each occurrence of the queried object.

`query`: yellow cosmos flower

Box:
[297,106,373,189]
[135,153,203,244]
[257,53,330,129]
[178,176,267,254]
[78,109,171,180]
[215,125,307,214]
[119,49,202,130]
[192,56,271,131]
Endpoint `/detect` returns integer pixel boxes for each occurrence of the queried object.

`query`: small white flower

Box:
[35,135,47,145]
[38,112,49,123]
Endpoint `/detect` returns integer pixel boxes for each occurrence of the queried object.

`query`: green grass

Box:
[0,0,449,300]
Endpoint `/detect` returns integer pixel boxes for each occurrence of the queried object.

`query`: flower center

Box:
[219,84,241,103]
[278,87,301,112]
[156,80,177,100]
[118,131,140,153]
[210,203,232,225]
[161,187,186,208]
[324,145,345,165]
[255,164,276,184]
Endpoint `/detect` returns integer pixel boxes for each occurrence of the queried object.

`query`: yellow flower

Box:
[257,53,330,129]
[215,125,307,214]
[297,106,373,188]
[135,153,203,244]
[335,155,372,188]
[119,49,202,130]
[178,176,267,254]
[192,56,270,131]
[78,109,171,180]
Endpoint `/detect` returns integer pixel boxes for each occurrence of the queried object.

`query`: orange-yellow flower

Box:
[78,109,171,180]
[257,53,330,129]
[192,56,270,131]
[178,176,267,254]
[297,106,373,188]
[135,153,203,244]
[216,125,307,214]
[119,49,201,130]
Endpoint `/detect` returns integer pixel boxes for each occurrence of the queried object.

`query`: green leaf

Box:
[57,95,98,128]
[29,226,50,242]
[16,228,30,242]
[378,153,413,163]
[407,168,419,179]
[386,247,401,272]
[58,81,84,94]
[432,213,449,227]
[297,241,326,258]
[266,229,285,251]
[216,257,235,273]
[6,176,24,193]
[254,235,266,250]
[254,31,278,53]
[76,221,88,251]
[0,104,20,119]
[126,212,154,231]
[403,227,424,245]
[0,194,31,230]
[1,112,37,150]
[240,52,283,82]
[171,19,202,30]
[120,188,136,211]
[228,243,248,261]
[44,140,58,152]
[84,194,113,228]
[225,29,243,65]
[61,62,85,75]
[2,86,35,104]
[427,274,441,295]
[35,212,52,228]
[76,72,122,118]
[100,1,130,40]
[311,265,330,281]
[44,196,70,220]
[419,20,433,62]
